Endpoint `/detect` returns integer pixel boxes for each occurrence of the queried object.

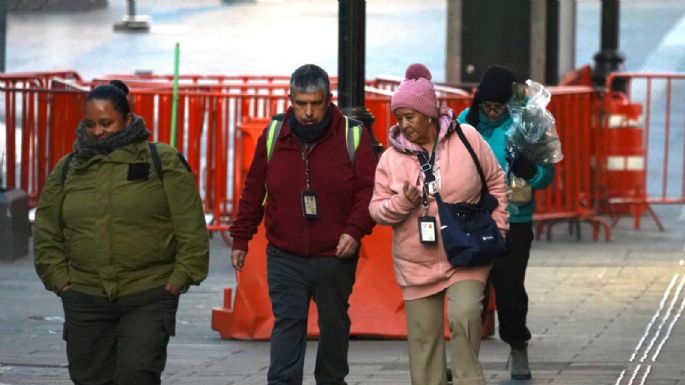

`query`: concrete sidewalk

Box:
[1,205,684,385]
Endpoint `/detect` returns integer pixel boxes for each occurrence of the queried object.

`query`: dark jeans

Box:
[266,246,358,385]
[492,222,534,347]
[60,286,179,385]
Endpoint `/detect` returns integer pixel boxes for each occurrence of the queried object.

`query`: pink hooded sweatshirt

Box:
[369,107,509,300]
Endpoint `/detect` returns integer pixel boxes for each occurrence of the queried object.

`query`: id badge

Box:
[301,191,319,219]
[418,216,437,244]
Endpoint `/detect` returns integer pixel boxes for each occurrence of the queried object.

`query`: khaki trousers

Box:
[404,280,486,385]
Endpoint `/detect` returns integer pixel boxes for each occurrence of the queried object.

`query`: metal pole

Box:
[338,0,382,153]
[592,0,625,89]
[170,42,180,148]
[445,0,462,85]
[0,0,7,73]
[114,0,149,32]
[127,0,135,18]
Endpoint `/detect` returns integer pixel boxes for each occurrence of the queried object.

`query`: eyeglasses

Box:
[480,102,507,114]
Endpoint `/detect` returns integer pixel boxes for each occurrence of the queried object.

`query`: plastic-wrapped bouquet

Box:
[506,80,564,165]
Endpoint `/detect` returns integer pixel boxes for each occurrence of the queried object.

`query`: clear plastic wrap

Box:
[506,80,564,165]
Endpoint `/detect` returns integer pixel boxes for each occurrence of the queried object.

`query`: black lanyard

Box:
[416,141,438,211]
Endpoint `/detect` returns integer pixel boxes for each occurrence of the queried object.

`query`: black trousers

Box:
[491,222,534,347]
[266,246,358,385]
[60,286,179,385]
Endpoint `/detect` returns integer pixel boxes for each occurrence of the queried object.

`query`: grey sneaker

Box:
[509,344,532,380]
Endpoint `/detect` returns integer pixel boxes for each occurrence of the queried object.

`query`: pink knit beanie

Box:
[390,63,438,118]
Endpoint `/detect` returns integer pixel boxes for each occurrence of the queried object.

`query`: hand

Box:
[164,283,180,295]
[59,284,71,294]
[336,233,359,258]
[232,249,247,272]
[507,148,537,180]
[402,181,421,207]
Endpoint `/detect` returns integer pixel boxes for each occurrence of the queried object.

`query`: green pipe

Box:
[170,42,180,147]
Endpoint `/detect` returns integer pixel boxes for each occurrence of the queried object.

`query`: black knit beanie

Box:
[478,65,516,103]
[465,65,516,127]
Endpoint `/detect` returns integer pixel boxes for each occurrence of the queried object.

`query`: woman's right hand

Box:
[402,181,421,207]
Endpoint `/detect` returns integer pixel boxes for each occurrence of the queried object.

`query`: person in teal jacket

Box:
[457,65,554,380]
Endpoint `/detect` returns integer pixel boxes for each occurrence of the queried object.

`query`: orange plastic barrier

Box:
[211,223,496,340]
[211,116,495,340]
[211,224,408,339]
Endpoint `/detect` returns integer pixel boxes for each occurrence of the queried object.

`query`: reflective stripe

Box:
[608,114,643,128]
[266,118,283,161]
[344,116,361,163]
[607,155,645,170]
[263,118,284,205]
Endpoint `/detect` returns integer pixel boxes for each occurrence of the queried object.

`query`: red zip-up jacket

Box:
[229,104,376,257]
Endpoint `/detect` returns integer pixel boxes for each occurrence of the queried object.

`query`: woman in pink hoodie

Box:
[369,64,509,385]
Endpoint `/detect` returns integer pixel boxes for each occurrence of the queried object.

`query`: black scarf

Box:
[287,107,332,144]
[73,114,150,159]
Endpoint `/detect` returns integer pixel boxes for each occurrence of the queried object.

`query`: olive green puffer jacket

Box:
[34,139,209,299]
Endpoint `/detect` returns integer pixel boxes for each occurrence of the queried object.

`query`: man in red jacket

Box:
[229,64,376,385]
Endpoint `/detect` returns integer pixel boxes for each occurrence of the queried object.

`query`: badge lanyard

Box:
[416,141,439,244]
[301,147,319,219]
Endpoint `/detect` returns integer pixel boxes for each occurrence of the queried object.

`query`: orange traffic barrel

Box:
[232,117,270,217]
[603,92,648,227]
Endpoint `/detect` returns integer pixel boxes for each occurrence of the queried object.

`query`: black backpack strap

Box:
[149,142,192,184]
[454,123,489,197]
[149,142,164,182]
[60,153,74,186]
[60,144,188,186]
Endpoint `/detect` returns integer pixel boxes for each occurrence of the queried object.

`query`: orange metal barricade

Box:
[3,71,632,340]
[532,86,611,241]
[0,74,86,205]
[598,73,685,230]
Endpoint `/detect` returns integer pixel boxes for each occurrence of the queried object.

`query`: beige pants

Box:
[404,280,486,385]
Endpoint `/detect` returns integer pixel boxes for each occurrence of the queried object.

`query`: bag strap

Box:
[265,113,361,163]
[261,113,361,206]
[60,153,74,186]
[265,113,286,162]
[60,142,186,186]
[454,123,489,199]
[344,116,362,163]
[148,142,164,182]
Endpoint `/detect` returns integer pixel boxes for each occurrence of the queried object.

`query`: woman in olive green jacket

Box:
[34,80,209,385]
